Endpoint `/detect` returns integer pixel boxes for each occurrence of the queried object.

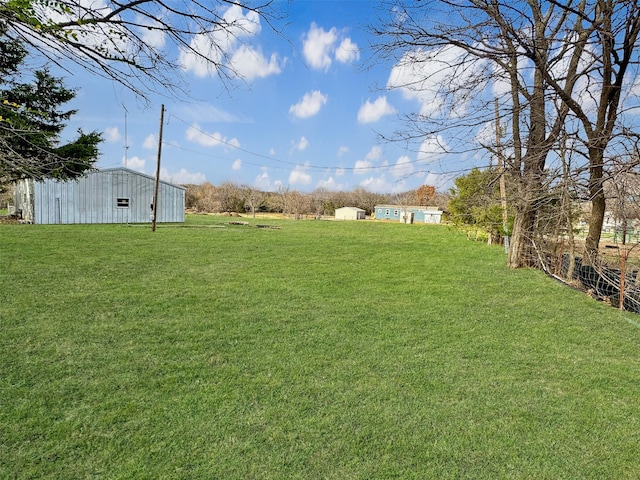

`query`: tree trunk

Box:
[509,204,537,268]
[506,41,549,269]
[585,189,605,262]
[584,157,605,262]
[508,164,545,268]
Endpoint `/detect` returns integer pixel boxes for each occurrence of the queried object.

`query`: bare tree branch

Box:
[0,0,283,100]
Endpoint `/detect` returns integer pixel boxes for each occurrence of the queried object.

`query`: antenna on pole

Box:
[152,104,165,232]
[123,103,129,168]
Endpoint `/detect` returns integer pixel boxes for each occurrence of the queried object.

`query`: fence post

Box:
[620,248,627,310]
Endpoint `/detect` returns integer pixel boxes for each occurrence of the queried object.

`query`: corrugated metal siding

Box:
[31,168,185,224]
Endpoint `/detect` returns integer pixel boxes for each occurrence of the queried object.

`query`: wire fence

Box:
[530,229,640,314]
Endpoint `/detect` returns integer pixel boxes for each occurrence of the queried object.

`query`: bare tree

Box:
[276,184,289,215]
[373,0,640,266]
[217,181,243,213]
[373,1,566,265]
[605,153,640,244]
[0,0,282,98]
[242,184,264,218]
[310,188,330,218]
[351,187,388,215]
[184,182,219,212]
[292,190,311,220]
[540,1,640,259]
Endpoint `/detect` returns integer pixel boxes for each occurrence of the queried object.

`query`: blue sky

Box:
[56,1,465,193]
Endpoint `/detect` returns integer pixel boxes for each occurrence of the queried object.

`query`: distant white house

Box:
[334,206,366,220]
[13,167,185,224]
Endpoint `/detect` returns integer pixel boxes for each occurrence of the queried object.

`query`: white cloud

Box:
[365,146,383,162]
[357,96,397,124]
[178,4,279,81]
[291,136,309,152]
[143,134,156,149]
[337,146,349,157]
[164,139,181,150]
[360,175,392,192]
[104,126,121,143]
[390,155,414,179]
[473,122,496,149]
[353,146,384,175]
[354,159,373,174]
[139,17,166,49]
[418,135,448,164]
[232,158,242,170]
[39,1,129,62]
[254,171,272,190]
[289,165,312,185]
[229,45,283,80]
[316,176,344,191]
[224,4,262,36]
[302,23,359,71]
[361,175,407,193]
[161,167,206,184]
[124,155,145,172]
[391,179,409,193]
[335,37,360,64]
[185,124,240,149]
[179,33,221,78]
[269,147,276,156]
[303,23,338,71]
[289,90,328,118]
[388,44,489,117]
[424,172,452,190]
[335,167,345,177]
[491,63,512,98]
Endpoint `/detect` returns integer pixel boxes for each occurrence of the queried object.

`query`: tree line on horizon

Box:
[183,182,449,218]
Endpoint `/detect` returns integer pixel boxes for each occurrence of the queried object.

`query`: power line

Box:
[165,112,474,175]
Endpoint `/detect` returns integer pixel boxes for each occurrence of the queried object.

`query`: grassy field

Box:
[2,215,640,479]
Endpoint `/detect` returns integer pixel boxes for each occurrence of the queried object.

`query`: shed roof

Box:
[99,167,186,190]
[375,204,441,211]
[336,206,365,212]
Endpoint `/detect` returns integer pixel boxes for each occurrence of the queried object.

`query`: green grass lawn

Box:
[2,216,640,479]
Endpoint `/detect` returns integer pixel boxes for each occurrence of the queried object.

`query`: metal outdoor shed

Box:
[334,206,366,220]
[13,167,185,224]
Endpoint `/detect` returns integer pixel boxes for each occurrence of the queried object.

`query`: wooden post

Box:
[620,247,627,310]
[495,99,509,252]
[152,104,165,232]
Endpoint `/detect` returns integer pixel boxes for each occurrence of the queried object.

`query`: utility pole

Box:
[123,103,129,168]
[151,104,165,232]
[495,99,509,252]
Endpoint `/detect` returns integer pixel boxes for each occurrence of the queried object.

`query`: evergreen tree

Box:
[0,25,101,188]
